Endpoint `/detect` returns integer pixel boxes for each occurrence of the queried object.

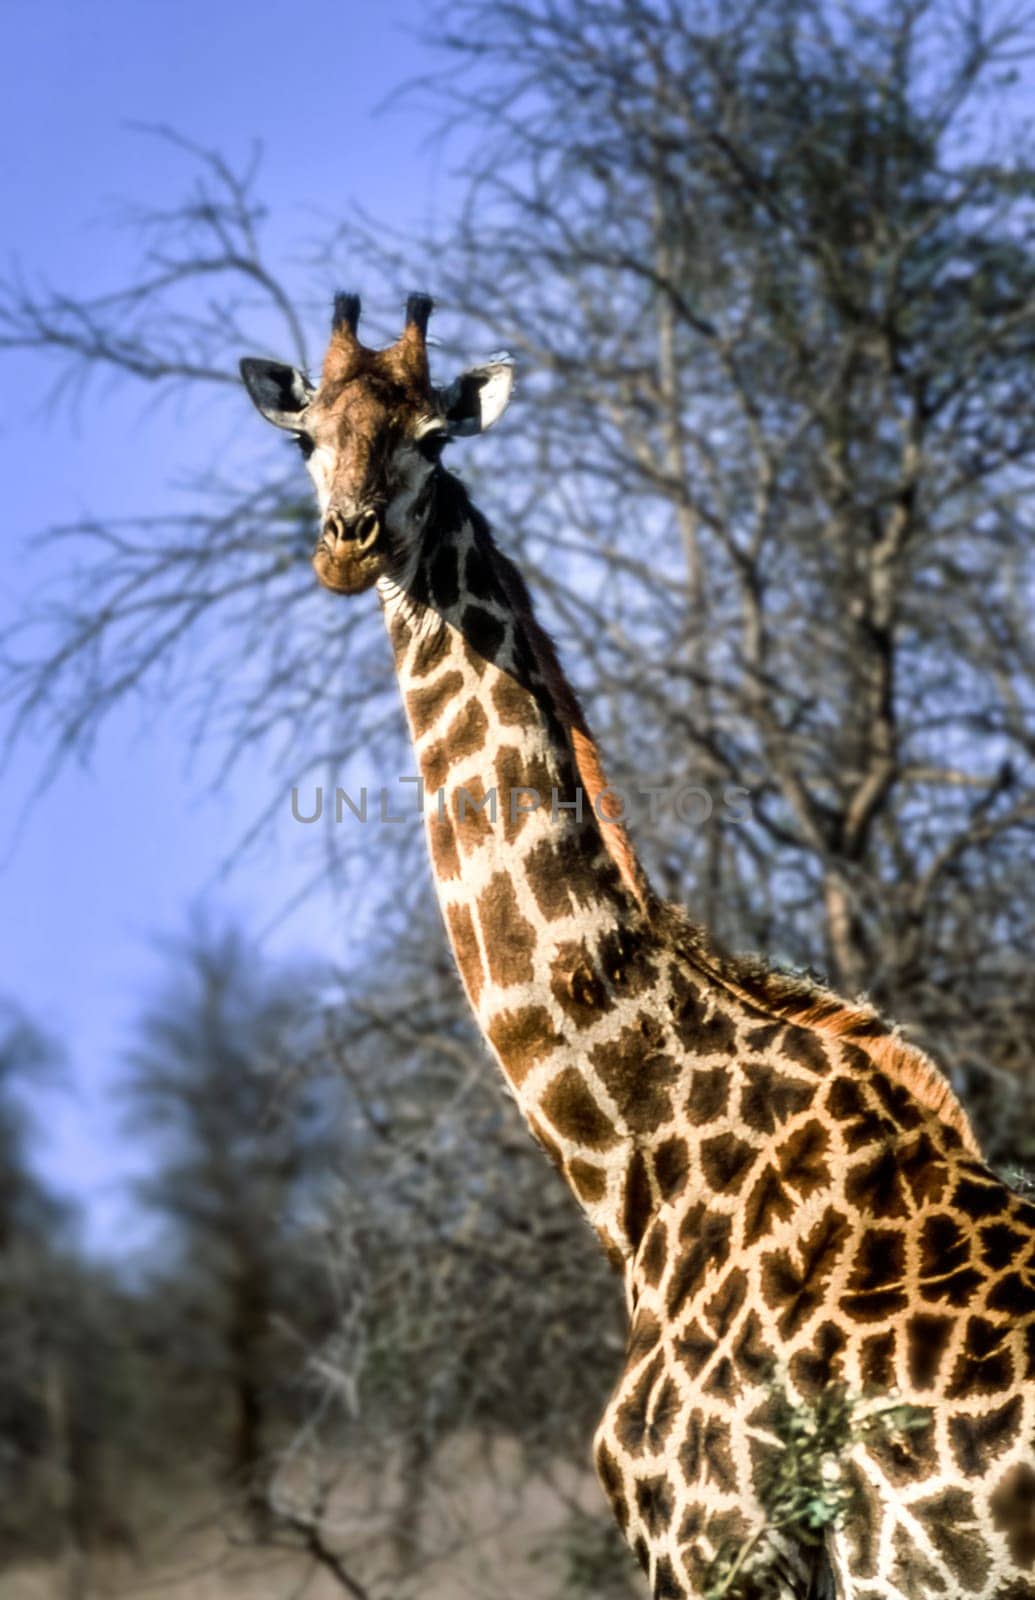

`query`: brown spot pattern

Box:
[731,1309,775,1383]
[388,611,412,654]
[453,775,494,854]
[445,696,489,765]
[495,744,555,843]
[826,1075,892,1151]
[486,1006,564,1086]
[550,940,612,1026]
[639,1219,667,1286]
[594,1440,628,1532]
[866,1411,938,1487]
[477,872,536,986]
[626,1308,662,1366]
[667,1211,733,1318]
[406,669,464,737]
[906,1313,954,1390]
[590,1021,680,1134]
[699,1131,756,1195]
[540,1067,618,1150]
[789,1320,846,1398]
[919,1213,983,1306]
[842,1227,908,1323]
[669,969,735,1054]
[705,1269,747,1337]
[635,1474,675,1536]
[742,1161,796,1247]
[890,1526,950,1596]
[679,1411,737,1493]
[739,1061,815,1133]
[845,1145,911,1219]
[860,1329,896,1389]
[990,1462,1035,1568]
[409,622,451,678]
[686,1065,731,1126]
[523,831,602,920]
[428,814,459,880]
[623,1149,654,1252]
[654,1136,689,1201]
[492,672,535,727]
[568,1157,607,1205]
[949,1396,1023,1477]
[673,1321,716,1379]
[779,1024,830,1075]
[915,1488,990,1591]
[445,902,483,1006]
[614,1353,681,1457]
[946,1317,1014,1399]
[762,1207,849,1338]
[599,927,658,997]
[420,737,450,793]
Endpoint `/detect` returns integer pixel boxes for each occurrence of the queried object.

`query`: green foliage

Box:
[704,1386,930,1598]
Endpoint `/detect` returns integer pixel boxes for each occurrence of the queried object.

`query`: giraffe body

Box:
[595,986,1035,1600]
[241,297,1035,1599]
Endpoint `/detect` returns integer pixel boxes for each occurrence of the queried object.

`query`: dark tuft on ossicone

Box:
[333,292,361,334]
[405,293,434,336]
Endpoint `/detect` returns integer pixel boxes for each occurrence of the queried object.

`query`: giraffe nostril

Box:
[355,509,381,550]
[324,510,380,553]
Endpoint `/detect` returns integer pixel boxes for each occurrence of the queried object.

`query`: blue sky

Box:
[0,0,467,1252]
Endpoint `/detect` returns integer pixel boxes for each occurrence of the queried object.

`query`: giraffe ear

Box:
[439,359,514,437]
[239,358,315,430]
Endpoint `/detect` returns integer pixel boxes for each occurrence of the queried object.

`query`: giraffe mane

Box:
[487,543,650,910]
[658,906,981,1155]
[741,967,980,1154]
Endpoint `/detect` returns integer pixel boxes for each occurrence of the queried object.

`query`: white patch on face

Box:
[305,445,336,516]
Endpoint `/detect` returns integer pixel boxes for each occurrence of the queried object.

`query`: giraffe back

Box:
[593,945,1035,1599]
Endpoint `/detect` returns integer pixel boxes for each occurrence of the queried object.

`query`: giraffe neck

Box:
[375,470,977,1290]
[379,471,681,1265]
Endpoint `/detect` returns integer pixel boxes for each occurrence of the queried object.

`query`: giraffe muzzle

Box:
[312,508,385,596]
[323,508,382,554]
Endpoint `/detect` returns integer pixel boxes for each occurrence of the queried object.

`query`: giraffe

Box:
[241,294,1035,1599]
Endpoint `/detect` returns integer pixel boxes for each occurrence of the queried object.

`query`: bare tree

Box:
[3,9,1033,1157]
[123,919,339,1534]
[0,1008,136,1591]
[0,1002,64,1250]
[360,0,1035,1154]
[266,904,637,1599]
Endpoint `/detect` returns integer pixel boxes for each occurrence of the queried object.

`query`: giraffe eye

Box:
[293,432,315,461]
[416,431,447,463]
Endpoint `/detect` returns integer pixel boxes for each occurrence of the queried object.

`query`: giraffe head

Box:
[240,294,514,595]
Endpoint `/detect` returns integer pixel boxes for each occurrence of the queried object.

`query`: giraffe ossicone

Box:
[242,294,1035,1600]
